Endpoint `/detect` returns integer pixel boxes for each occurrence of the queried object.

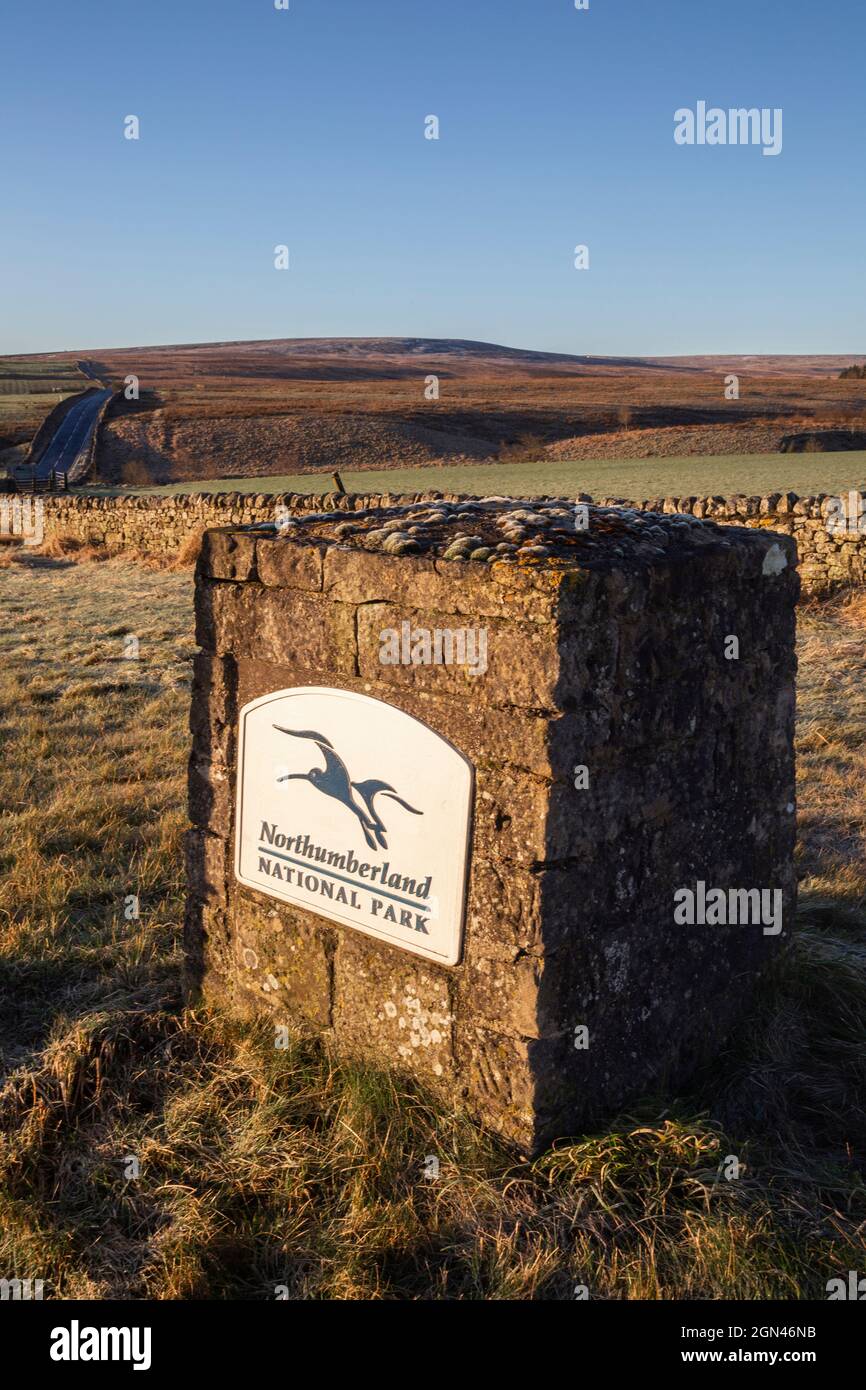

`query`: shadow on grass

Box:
[0,894,863,1299]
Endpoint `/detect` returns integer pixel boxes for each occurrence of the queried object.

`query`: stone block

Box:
[185,499,799,1150]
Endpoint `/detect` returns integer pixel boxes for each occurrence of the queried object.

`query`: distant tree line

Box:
[840,363,866,379]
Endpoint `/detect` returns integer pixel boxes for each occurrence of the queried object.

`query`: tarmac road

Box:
[33,389,113,481]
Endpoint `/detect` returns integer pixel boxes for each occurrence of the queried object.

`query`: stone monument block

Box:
[185,499,799,1150]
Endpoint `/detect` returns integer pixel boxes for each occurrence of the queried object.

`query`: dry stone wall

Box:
[37,488,866,594]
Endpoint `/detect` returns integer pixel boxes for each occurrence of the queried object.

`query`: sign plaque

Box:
[234,687,474,965]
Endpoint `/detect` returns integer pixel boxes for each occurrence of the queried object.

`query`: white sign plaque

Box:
[234,687,474,965]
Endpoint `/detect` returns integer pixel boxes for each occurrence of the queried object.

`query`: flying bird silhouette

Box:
[352,778,423,849]
[273,726,422,851]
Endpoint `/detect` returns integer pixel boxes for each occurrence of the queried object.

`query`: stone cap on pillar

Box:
[199,495,799,602]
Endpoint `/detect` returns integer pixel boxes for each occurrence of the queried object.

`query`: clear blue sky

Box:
[1,0,863,356]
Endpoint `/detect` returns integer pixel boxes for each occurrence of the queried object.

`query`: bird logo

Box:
[273,726,422,851]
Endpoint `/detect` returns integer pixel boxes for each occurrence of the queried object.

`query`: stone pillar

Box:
[185,499,799,1151]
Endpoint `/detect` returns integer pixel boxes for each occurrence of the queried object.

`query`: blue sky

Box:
[1,0,863,356]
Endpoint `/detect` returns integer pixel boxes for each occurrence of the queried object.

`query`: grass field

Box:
[0,358,88,459]
[0,357,85,391]
[0,394,71,428]
[79,451,866,504]
[0,549,864,1299]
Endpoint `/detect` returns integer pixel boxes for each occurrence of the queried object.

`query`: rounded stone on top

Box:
[242,493,789,574]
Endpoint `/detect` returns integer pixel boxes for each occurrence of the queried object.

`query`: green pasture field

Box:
[79,452,866,503]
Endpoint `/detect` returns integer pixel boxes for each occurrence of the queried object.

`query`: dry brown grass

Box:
[14,531,203,573]
[38,534,112,563]
[0,555,863,1299]
[172,527,204,568]
[836,589,866,630]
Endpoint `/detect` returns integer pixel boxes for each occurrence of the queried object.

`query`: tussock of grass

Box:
[0,561,863,1299]
[38,534,110,563]
[0,543,22,569]
[8,533,202,572]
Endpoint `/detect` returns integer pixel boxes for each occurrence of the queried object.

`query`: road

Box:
[33,389,113,481]
[77,358,109,385]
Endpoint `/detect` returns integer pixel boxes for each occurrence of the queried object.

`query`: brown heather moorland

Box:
[5,339,866,486]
